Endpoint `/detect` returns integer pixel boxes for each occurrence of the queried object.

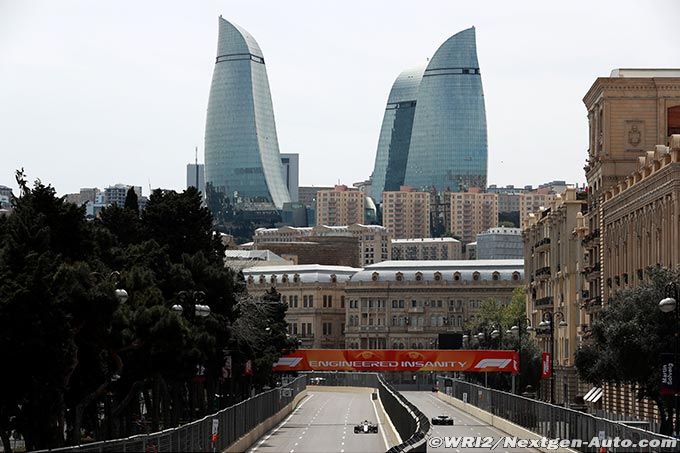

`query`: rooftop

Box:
[610,68,680,78]
[392,237,460,244]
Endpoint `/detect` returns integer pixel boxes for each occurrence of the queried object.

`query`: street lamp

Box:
[509,318,532,394]
[174,290,210,318]
[538,311,566,404]
[91,271,128,304]
[659,282,679,436]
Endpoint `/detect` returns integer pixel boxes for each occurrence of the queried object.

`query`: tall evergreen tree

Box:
[123,187,139,213]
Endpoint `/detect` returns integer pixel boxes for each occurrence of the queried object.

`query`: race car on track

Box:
[431,415,454,425]
[354,420,379,433]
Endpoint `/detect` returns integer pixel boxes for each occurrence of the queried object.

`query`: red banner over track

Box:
[273,349,519,373]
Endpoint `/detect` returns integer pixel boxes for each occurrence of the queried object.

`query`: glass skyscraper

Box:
[204,17,290,210]
[369,67,424,204]
[404,27,488,192]
[369,27,488,198]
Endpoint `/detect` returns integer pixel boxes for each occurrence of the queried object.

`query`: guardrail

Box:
[303,372,429,452]
[436,376,677,453]
[35,377,306,453]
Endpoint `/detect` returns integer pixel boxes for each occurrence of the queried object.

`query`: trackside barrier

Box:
[303,372,429,452]
[436,376,677,453]
[34,377,306,453]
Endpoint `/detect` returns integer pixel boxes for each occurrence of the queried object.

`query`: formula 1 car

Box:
[354,420,379,433]
[431,415,454,425]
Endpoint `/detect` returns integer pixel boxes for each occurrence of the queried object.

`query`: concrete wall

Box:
[224,390,308,453]
[436,392,578,453]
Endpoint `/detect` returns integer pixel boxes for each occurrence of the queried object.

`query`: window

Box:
[340,296,345,308]
[668,106,680,136]
[303,295,308,307]
[328,295,333,307]
[322,322,333,336]
[411,299,417,308]
[308,295,313,308]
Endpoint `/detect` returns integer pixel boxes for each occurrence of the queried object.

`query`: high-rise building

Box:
[315,185,365,226]
[204,17,290,210]
[187,163,205,193]
[404,27,488,193]
[280,153,299,203]
[519,189,557,227]
[450,189,498,244]
[369,67,424,203]
[104,184,142,207]
[381,186,430,239]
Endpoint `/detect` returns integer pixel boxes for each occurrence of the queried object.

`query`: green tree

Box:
[123,187,139,213]
[575,266,680,435]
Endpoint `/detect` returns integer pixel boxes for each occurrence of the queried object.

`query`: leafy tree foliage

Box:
[464,288,542,392]
[0,172,293,451]
[575,267,680,435]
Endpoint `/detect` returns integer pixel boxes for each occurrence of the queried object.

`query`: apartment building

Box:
[315,185,365,226]
[391,237,462,261]
[381,186,430,239]
[450,188,498,243]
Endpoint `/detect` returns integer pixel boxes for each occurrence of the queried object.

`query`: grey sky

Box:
[1,0,679,196]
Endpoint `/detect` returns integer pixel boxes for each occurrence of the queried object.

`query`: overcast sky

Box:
[1,0,679,196]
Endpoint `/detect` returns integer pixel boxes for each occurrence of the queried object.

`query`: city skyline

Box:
[1,0,679,196]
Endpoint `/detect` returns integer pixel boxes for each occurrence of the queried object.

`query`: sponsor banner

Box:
[660,352,678,396]
[541,352,552,379]
[273,349,519,373]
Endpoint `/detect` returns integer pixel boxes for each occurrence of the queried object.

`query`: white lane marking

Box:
[371,392,391,450]
[249,394,313,452]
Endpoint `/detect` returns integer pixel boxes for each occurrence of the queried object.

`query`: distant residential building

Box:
[244,265,360,349]
[187,163,205,194]
[381,186,430,239]
[391,237,462,261]
[79,188,100,204]
[64,193,81,205]
[344,260,524,349]
[476,227,523,260]
[315,185,365,226]
[104,184,142,207]
[298,186,334,208]
[280,154,299,202]
[519,189,556,227]
[0,185,14,199]
[254,224,391,267]
[450,188,498,243]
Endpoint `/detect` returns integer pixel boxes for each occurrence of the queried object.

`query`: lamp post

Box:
[510,318,533,393]
[538,311,566,404]
[659,282,679,436]
[172,290,210,319]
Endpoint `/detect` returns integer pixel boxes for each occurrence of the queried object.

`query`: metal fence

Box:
[303,372,429,453]
[436,376,677,453]
[35,377,306,453]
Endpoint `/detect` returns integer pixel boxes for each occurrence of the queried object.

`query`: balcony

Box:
[358,325,387,332]
[583,262,601,281]
[581,229,600,246]
[534,237,551,252]
[584,296,602,313]
[407,325,424,332]
[535,296,554,308]
[408,307,425,314]
[535,266,551,281]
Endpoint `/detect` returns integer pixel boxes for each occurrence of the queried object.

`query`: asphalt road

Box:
[402,391,540,453]
[248,389,390,453]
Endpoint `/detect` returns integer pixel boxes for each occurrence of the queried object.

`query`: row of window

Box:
[348,299,483,309]
[282,294,345,308]
[287,322,344,336]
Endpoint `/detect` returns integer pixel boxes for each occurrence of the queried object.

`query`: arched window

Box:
[492,271,500,281]
[415,272,423,281]
[434,272,442,281]
[270,275,277,284]
[395,272,404,282]
[472,271,480,281]
[281,274,288,283]
[512,271,520,281]
[372,272,379,281]
[330,274,337,284]
[453,272,461,281]
[293,273,300,283]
